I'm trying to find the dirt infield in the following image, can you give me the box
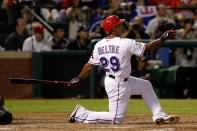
[0,113,197,131]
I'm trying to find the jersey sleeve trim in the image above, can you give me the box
[88,61,100,65]
[139,44,146,57]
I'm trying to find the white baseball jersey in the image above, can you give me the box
[74,36,168,124]
[88,37,146,78]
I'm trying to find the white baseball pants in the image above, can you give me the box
[74,76,167,124]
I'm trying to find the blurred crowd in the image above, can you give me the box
[0,0,197,68]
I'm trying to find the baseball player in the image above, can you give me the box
[68,15,180,124]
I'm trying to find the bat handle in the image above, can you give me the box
[42,80,71,86]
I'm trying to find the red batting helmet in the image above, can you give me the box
[102,15,125,34]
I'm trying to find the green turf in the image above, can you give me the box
[5,99,197,114]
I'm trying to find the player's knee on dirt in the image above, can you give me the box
[113,114,126,124]
[113,118,124,124]
[0,111,13,125]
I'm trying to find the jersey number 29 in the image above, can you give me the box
[100,56,120,72]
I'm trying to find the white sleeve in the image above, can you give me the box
[22,38,33,51]
[127,39,146,57]
[88,45,100,65]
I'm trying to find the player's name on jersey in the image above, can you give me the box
[98,45,120,55]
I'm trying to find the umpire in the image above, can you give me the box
[0,96,13,125]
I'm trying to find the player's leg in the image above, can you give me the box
[129,76,179,124]
[69,76,130,124]
[106,76,130,124]
[69,104,114,124]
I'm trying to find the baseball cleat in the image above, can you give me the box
[155,118,164,125]
[155,115,180,125]
[68,104,82,123]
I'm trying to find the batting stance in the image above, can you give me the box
[68,15,180,124]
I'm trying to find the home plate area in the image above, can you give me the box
[0,113,196,130]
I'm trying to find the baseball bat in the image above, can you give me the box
[8,78,71,86]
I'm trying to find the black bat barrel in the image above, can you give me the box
[8,78,42,84]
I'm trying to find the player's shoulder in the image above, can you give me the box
[119,37,136,44]
[119,37,133,41]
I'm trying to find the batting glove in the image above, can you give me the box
[160,30,176,41]
[68,77,80,87]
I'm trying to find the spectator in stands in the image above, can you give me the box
[59,0,73,21]
[171,0,196,19]
[89,25,106,41]
[89,5,104,33]
[66,0,81,40]
[67,25,90,50]
[194,10,197,30]
[122,16,149,39]
[86,25,106,54]
[176,19,197,40]
[4,18,27,51]
[62,0,72,9]
[50,25,69,50]
[176,18,197,67]
[22,23,52,52]
[175,14,185,29]
[7,0,21,24]
[103,0,119,17]
[118,1,137,22]
[146,4,174,38]
[7,0,35,24]
[40,0,61,22]
[147,0,172,6]
[66,0,92,40]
